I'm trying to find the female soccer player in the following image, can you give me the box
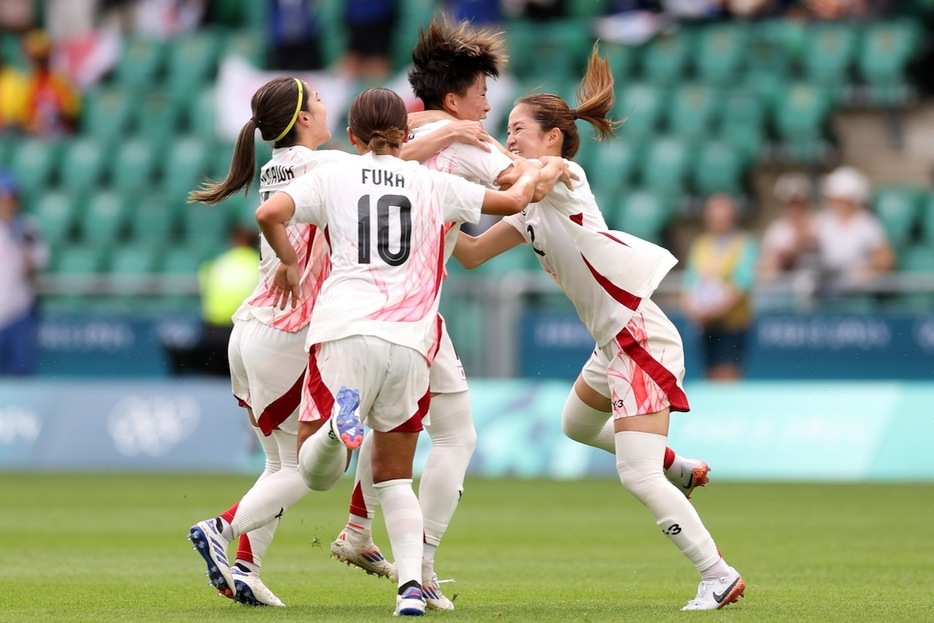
[184,75,500,607]
[451,46,746,611]
[255,87,540,616]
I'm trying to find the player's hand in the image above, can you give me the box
[540,155,578,189]
[445,120,492,151]
[271,262,302,309]
[494,158,540,189]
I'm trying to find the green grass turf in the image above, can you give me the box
[2,473,932,622]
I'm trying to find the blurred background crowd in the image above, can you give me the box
[1,0,933,381]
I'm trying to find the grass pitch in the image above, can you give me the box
[2,473,932,622]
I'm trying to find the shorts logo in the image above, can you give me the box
[108,395,200,457]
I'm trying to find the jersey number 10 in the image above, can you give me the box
[357,194,412,266]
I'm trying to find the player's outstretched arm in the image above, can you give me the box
[255,192,302,309]
[401,115,492,163]
[453,222,525,269]
[479,166,537,216]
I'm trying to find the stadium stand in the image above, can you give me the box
[0,4,927,319]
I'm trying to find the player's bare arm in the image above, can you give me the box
[255,192,303,309]
[453,221,526,269]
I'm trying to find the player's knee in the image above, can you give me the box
[615,455,666,502]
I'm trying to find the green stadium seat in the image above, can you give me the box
[179,203,233,249]
[801,23,859,97]
[31,191,78,246]
[505,19,591,92]
[49,244,106,295]
[639,136,690,197]
[583,139,641,204]
[666,83,719,141]
[694,22,748,85]
[872,186,921,247]
[221,29,265,67]
[164,30,222,103]
[111,137,162,195]
[113,36,167,89]
[59,137,109,197]
[640,29,694,85]
[857,20,923,106]
[717,89,766,162]
[753,18,808,73]
[127,194,181,246]
[161,136,212,204]
[9,138,60,198]
[133,91,183,148]
[692,139,745,196]
[606,189,673,243]
[392,0,440,71]
[600,40,640,83]
[162,244,209,275]
[772,82,833,162]
[79,190,129,246]
[80,86,135,143]
[107,244,162,281]
[898,245,934,272]
[615,82,668,141]
[187,87,219,140]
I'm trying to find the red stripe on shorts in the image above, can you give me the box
[307,344,335,421]
[615,328,690,412]
[390,388,430,433]
[256,369,305,436]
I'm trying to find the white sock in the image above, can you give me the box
[298,419,347,491]
[231,429,311,537]
[234,429,300,568]
[615,430,721,574]
[374,479,423,590]
[419,391,476,548]
[561,389,614,453]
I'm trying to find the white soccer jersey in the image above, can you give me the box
[411,120,514,263]
[281,151,486,359]
[233,146,354,332]
[502,160,677,347]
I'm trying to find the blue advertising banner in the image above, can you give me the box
[2,379,932,482]
[520,311,934,380]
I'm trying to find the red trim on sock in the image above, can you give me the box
[349,482,368,518]
[236,533,254,564]
[220,501,239,524]
[664,447,676,470]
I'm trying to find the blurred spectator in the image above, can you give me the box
[166,224,260,376]
[0,0,35,32]
[807,0,868,20]
[682,194,759,381]
[20,30,82,137]
[814,166,894,291]
[267,0,324,71]
[759,172,820,280]
[0,56,29,134]
[341,0,398,81]
[43,0,98,40]
[0,171,48,376]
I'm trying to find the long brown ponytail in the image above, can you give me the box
[189,77,308,204]
[515,44,621,160]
